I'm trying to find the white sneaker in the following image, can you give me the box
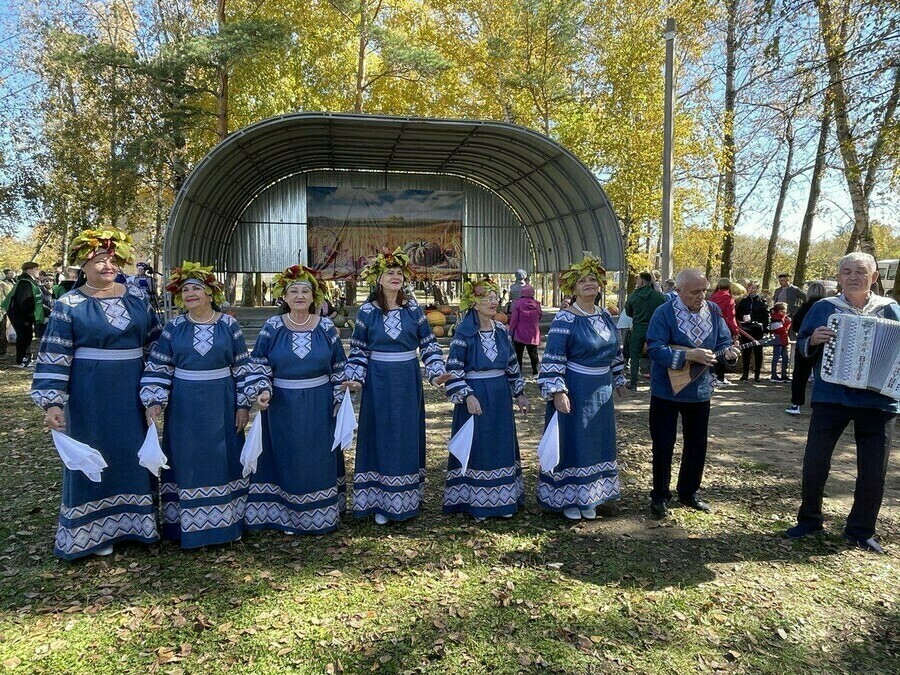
[473,516,487,523]
[581,507,597,520]
[785,405,801,416]
[563,508,582,520]
[374,514,389,525]
[501,513,514,519]
[95,545,114,556]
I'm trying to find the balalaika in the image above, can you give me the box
[821,314,900,400]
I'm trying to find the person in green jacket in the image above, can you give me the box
[624,271,666,389]
[0,262,44,367]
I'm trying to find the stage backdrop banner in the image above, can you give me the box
[307,187,463,281]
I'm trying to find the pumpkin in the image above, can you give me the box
[426,310,446,326]
[403,240,445,267]
[432,325,445,337]
[439,305,452,315]
[494,311,508,324]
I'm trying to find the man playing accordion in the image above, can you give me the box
[786,252,899,553]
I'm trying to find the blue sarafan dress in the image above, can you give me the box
[243,315,347,534]
[345,299,446,521]
[443,311,525,517]
[139,314,251,548]
[537,309,626,511]
[30,285,162,560]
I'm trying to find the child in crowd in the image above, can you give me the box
[769,302,791,382]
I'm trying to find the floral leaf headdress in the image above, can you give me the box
[459,277,500,311]
[166,261,226,309]
[272,265,326,306]
[360,247,414,287]
[560,252,607,296]
[68,229,135,266]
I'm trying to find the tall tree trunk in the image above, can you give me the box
[354,0,367,114]
[216,0,229,141]
[719,0,738,278]
[762,118,795,291]
[794,98,831,286]
[815,0,900,256]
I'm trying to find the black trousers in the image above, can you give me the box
[739,324,764,378]
[0,315,7,354]
[797,403,896,540]
[513,340,539,375]
[8,316,33,363]
[790,352,815,406]
[649,396,711,502]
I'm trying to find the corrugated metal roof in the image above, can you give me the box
[164,113,624,274]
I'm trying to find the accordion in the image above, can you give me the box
[821,314,900,400]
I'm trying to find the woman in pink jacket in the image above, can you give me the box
[508,284,542,375]
[709,277,739,386]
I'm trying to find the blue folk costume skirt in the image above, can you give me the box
[160,373,247,548]
[57,358,158,559]
[353,358,426,521]
[538,368,620,510]
[245,380,345,534]
[444,373,523,517]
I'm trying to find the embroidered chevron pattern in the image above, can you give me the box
[539,461,617,481]
[384,310,402,340]
[354,471,422,487]
[100,298,131,330]
[353,487,422,515]
[446,465,519,481]
[59,293,86,307]
[244,502,339,531]
[480,331,499,361]
[537,476,620,509]
[588,314,612,340]
[673,299,712,346]
[32,390,67,409]
[60,493,153,520]
[55,513,158,555]
[174,478,250,501]
[178,499,247,533]
[292,331,311,358]
[193,324,214,356]
[37,352,72,366]
[41,336,74,347]
[444,483,522,508]
[248,483,338,505]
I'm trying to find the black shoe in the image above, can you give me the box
[738,375,748,381]
[650,500,669,519]
[785,522,824,539]
[844,534,885,554]
[680,494,711,512]
[754,375,761,382]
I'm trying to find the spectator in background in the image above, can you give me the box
[36,275,54,341]
[773,273,806,317]
[0,269,15,355]
[508,283,542,376]
[663,279,678,301]
[624,271,667,390]
[769,302,792,382]
[651,270,663,292]
[506,269,528,312]
[785,281,826,415]
[735,281,768,382]
[709,278,739,386]
[1,262,43,367]
[53,266,79,298]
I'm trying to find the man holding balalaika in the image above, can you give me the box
[786,252,899,554]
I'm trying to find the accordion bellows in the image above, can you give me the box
[822,314,900,400]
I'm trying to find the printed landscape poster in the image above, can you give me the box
[307,187,463,281]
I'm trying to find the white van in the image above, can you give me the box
[877,259,897,295]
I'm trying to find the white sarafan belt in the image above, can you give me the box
[369,350,417,362]
[174,367,232,381]
[73,347,143,361]
[566,362,610,376]
[273,375,331,389]
[465,369,505,380]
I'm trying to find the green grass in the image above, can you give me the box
[0,363,897,674]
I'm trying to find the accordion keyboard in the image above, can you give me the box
[822,313,900,400]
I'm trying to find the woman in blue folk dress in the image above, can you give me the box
[32,229,161,559]
[345,248,448,525]
[537,254,627,521]
[443,279,529,521]
[141,263,251,548]
[244,266,348,534]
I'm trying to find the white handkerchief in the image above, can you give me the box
[616,312,633,330]
[448,415,475,474]
[137,424,169,476]
[332,394,358,452]
[51,430,108,483]
[537,412,560,473]
[241,413,264,477]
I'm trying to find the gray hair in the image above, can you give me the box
[806,281,827,301]
[838,252,877,273]
[675,268,707,288]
